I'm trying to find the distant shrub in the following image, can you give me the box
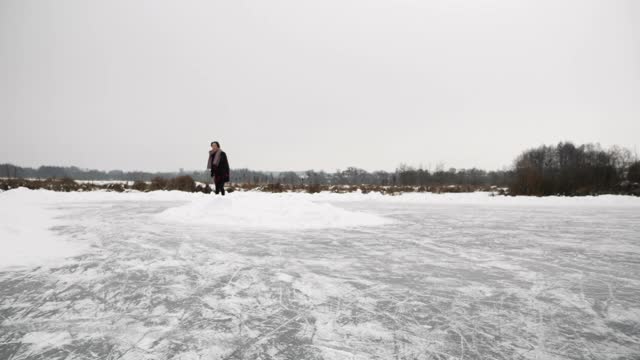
[168,176,196,192]
[60,176,76,185]
[39,177,81,192]
[106,183,125,192]
[307,183,322,194]
[150,177,168,191]
[629,161,640,183]
[328,185,348,194]
[393,186,415,193]
[264,183,284,193]
[132,181,148,192]
[195,183,214,194]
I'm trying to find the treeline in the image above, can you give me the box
[0,163,513,187]
[511,142,639,195]
[0,164,184,183]
[2,142,639,195]
[234,167,514,186]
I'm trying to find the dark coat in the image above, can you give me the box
[209,150,230,183]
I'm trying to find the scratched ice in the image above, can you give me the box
[1,190,639,359]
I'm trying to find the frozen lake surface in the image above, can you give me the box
[1,189,639,359]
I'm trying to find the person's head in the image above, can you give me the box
[211,141,220,150]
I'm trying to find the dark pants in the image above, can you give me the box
[214,180,225,195]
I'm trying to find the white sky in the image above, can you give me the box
[1,0,639,172]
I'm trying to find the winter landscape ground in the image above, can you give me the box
[1,188,639,359]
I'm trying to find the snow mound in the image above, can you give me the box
[155,192,394,229]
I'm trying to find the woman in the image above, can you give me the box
[207,141,230,195]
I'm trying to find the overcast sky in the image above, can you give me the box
[1,0,639,173]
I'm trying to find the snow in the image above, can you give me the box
[0,189,91,270]
[74,179,136,185]
[1,187,639,359]
[309,190,640,207]
[155,192,395,229]
[1,187,639,271]
[21,331,74,351]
